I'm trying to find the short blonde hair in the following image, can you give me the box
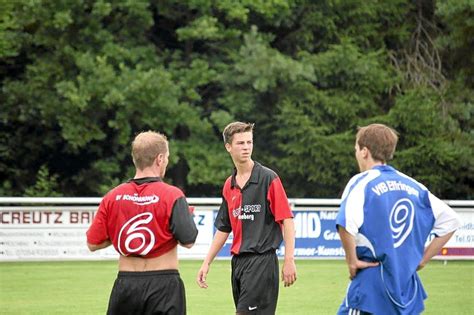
[222,122,254,144]
[356,124,398,163]
[131,131,168,170]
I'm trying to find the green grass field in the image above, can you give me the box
[0,260,472,314]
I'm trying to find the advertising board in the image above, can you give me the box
[0,198,472,261]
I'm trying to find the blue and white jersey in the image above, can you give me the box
[336,165,460,314]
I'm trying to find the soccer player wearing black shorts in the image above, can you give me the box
[197,122,297,314]
[87,131,198,315]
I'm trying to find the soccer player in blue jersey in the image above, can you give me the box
[336,123,461,315]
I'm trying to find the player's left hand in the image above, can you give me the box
[282,258,297,287]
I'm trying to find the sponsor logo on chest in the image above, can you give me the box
[232,204,262,221]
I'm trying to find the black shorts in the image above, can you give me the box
[231,250,279,314]
[107,269,186,315]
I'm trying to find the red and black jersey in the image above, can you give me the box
[215,162,293,255]
[87,177,198,258]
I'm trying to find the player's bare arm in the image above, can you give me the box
[197,230,230,288]
[282,218,297,287]
[87,239,111,252]
[337,226,379,279]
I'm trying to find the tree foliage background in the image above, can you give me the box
[1,0,472,199]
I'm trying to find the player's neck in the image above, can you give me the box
[235,159,254,177]
[363,160,385,172]
[134,167,162,179]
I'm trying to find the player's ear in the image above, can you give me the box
[225,142,232,153]
[155,153,164,166]
[361,146,370,159]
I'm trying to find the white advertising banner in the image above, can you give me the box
[0,199,472,261]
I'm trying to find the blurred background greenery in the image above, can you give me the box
[1,0,472,198]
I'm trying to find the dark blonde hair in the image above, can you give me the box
[356,124,398,163]
[222,122,254,144]
[131,131,168,170]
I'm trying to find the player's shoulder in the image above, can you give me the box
[349,169,381,187]
[255,161,278,180]
[158,181,185,197]
[102,182,131,199]
[393,169,428,191]
[341,169,381,200]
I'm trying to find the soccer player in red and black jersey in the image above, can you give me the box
[197,122,297,314]
[87,131,198,315]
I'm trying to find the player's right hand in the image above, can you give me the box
[349,260,379,280]
[196,263,209,288]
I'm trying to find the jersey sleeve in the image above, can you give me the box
[86,199,109,245]
[169,196,198,245]
[214,198,232,233]
[336,175,366,236]
[428,192,462,236]
[267,177,293,222]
